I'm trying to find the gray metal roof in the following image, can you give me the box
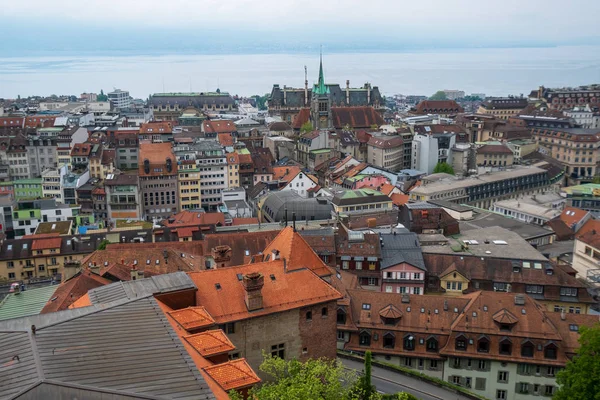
[0,296,215,400]
[379,232,426,271]
[88,272,196,305]
[261,191,333,222]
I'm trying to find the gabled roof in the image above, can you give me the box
[31,237,62,250]
[203,120,237,134]
[477,144,514,155]
[272,166,302,183]
[331,107,385,129]
[40,272,111,314]
[217,133,234,147]
[576,218,600,248]
[263,227,332,277]
[559,207,589,229]
[379,304,402,319]
[413,100,464,114]
[492,308,519,325]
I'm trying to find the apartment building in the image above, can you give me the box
[339,289,598,400]
[149,92,236,121]
[476,144,515,167]
[331,188,393,217]
[105,173,143,222]
[41,166,67,202]
[6,134,31,179]
[572,219,600,285]
[139,121,173,142]
[26,130,58,176]
[561,183,600,212]
[531,85,600,110]
[107,88,132,109]
[412,130,456,174]
[409,163,564,209]
[11,198,78,238]
[531,126,600,185]
[139,142,179,220]
[477,97,529,120]
[173,144,202,211]
[367,135,404,172]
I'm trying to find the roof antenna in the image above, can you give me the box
[292,212,297,232]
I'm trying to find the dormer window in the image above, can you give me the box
[337,309,346,325]
[403,334,415,351]
[359,331,371,346]
[521,340,535,357]
[455,334,468,351]
[544,342,558,359]
[383,332,395,349]
[499,337,512,355]
[426,336,438,352]
[477,336,490,353]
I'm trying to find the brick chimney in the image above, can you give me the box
[242,272,264,311]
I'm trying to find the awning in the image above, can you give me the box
[354,256,365,261]
[367,257,378,262]
[341,256,352,261]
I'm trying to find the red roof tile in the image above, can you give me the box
[331,107,385,129]
[31,237,62,250]
[576,218,600,248]
[203,120,236,134]
[217,133,234,147]
[140,121,172,134]
[559,207,589,229]
[292,108,311,129]
[162,211,226,228]
[413,100,464,114]
[188,259,342,323]
[203,359,261,391]
[184,329,236,357]
[177,226,199,238]
[263,227,332,277]
[231,217,259,226]
[272,166,301,183]
[168,306,216,331]
[40,272,111,314]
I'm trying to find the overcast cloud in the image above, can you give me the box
[2,0,600,52]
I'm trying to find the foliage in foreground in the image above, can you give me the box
[433,162,455,175]
[555,324,600,400]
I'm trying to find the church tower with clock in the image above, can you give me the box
[310,52,333,130]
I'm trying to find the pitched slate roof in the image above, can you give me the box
[379,232,426,270]
[0,296,216,400]
[40,272,111,314]
[0,285,58,322]
[413,100,464,114]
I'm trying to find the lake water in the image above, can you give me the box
[1,45,599,99]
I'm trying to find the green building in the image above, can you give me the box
[13,178,43,200]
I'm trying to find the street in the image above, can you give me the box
[339,357,473,400]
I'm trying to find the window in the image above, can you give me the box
[362,303,371,310]
[321,307,328,317]
[306,311,312,321]
[342,261,349,270]
[560,287,578,297]
[404,357,413,367]
[337,310,346,324]
[451,376,460,385]
[545,386,555,396]
[533,384,540,395]
[355,261,363,270]
[426,337,438,352]
[518,364,532,375]
[526,285,544,294]
[499,338,512,355]
[455,336,467,351]
[452,357,461,368]
[367,277,377,286]
[477,338,489,353]
[359,331,371,346]
[497,371,508,383]
[521,341,534,357]
[383,333,395,349]
[403,335,415,351]
[429,360,438,370]
[475,377,486,391]
[413,287,421,295]
[477,360,487,371]
[546,366,557,377]
[271,343,285,359]
[337,331,345,341]
[544,343,557,359]
[496,389,507,400]
[7,261,14,268]
[8,272,15,279]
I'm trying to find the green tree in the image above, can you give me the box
[300,121,313,134]
[230,354,364,400]
[252,94,269,111]
[98,89,108,101]
[432,162,455,175]
[362,351,374,398]
[592,176,600,184]
[429,91,448,101]
[554,324,600,400]
[97,239,110,250]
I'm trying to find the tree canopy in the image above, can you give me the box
[300,121,313,134]
[252,94,269,111]
[555,323,600,400]
[432,162,455,175]
[97,89,108,101]
[429,91,447,101]
[228,353,417,400]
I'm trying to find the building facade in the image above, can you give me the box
[139,142,179,220]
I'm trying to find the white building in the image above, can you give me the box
[492,199,561,225]
[564,105,599,129]
[107,89,132,110]
[443,90,465,100]
[279,170,318,198]
[42,165,68,203]
[412,132,456,174]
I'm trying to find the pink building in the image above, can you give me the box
[379,232,426,295]
[349,174,390,190]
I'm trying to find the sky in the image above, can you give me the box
[2,0,600,54]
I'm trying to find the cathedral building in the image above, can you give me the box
[268,56,385,130]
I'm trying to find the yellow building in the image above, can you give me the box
[177,161,201,211]
[439,268,470,295]
[477,97,529,120]
[89,145,116,180]
[227,153,240,188]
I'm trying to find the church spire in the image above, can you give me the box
[314,47,329,95]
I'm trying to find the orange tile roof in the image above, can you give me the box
[31,237,62,250]
[379,183,396,196]
[576,218,600,248]
[203,120,236,134]
[184,329,236,357]
[140,121,173,134]
[162,211,226,228]
[177,226,199,238]
[41,272,111,314]
[226,153,239,165]
[168,306,216,331]
[139,142,177,175]
[231,217,259,226]
[203,359,261,391]
[263,227,331,277]
[390,193,409,206]
[559,207,589,228]
[21,233,60,239]
[82,248,203,274]
[69,293,92,309]
[272,166,301,182]
[70,143,93,156]
[217,133,234,147]
[188,259,342,323]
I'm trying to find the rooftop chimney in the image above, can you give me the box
[346,80,350,104]
[242,272,264,311]
[130,266,138,281]
[271,249,280,261]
